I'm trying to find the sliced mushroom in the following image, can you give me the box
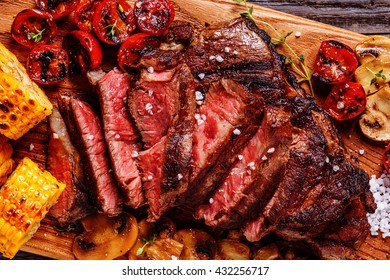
[73,212,138,260]
[216,239,250,260]
[144,238,184,260]
[138,216,177,239]
[354,35,390,95]
[173,228,217,260]
[359,85,390,142]
[252,243,282,260]
[355,35,390,64]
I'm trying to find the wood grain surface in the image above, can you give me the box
[0,0,389,260]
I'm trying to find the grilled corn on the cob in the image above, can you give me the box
[0,42,52,140]
[0,157,65,259]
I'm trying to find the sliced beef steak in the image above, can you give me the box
[195,101,292,228]
[97,69,144,209]
[58,95,122,216]
[128,50,196,221]
[184,79,264,205]
[48,106,95,226]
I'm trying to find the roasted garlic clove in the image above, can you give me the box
[252,243,281,260]
[173,228,217,260]
[359,85,390,142]
[216,239,250,260]
[73,212,138,260]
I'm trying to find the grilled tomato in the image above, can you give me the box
[134,0,175,35]
[92,0,136,45]
[27,45,68,85]
[118,33,161,72]
[11,9,58,49]
[313,40,359,84]
[62,30,102,74]
[323,82,366,121]
[35,0,80,19]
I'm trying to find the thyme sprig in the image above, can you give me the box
[53,224,78,232]
[105,20,122,39]
[232,0,314,95]
[28,27,45,43]
[367,68,387,85]
[136,234,157,256]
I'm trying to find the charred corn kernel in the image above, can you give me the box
[0,158,14,186]
[0,42,52,140]
[0,157,65,259]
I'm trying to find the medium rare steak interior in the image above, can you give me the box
[50,17,374,259]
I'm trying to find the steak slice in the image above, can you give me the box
[47,106,95,226]
[97,69,144,208]
[184,79,264,205]
[128,50,196,221]
[58,95,122,216]
[195,101,292,228]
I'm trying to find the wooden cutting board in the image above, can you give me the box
[0,0,389,260]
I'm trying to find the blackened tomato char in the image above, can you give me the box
[11,9,58,49]
[323,82,366,121]
[134,0,175,35]
[117,33,161,72]
[73,0,103,32]
[313,40,358,84]
[35,0,80,19]
[92,0,136,45]
[27,45,68,85]
[63,30,103,74]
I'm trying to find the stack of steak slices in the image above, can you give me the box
[48,17,375,259]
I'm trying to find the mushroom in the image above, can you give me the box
[252,243,282,260]
[359,85,390,142]
[73,212,138,260]
[354,35,390,95]
[128,217,180,260]
[173,228,217,260]
[216,239,250,260]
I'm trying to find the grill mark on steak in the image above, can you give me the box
[47,106,95,226]
[58,95,122,216]
[97,69,144,209]
[195,102,292,228]
[128,50,196,221]
[184,79,264,205]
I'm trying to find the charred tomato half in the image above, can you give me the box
[92,0,136,45]
[323,82,367,121]
[27,45,68,85]
[62,30,102,74]
[11,9,58,49]
[313,40,359,84]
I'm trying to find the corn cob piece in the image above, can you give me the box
[0,157,65,259]
[0,42,52,140]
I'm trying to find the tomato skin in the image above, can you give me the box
[92,0,136,45]
[323,82,366,121]
[118,33,161,72]
[11,9,58,49]
[35,0,80,19]
[385,143,390,174]
[27,45,69,85]
[134,0,175,35]
[313,40,358,84]
[63,30,103,74]
[73,0,103,32]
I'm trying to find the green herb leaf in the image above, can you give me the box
[298,54,305,63]
[53,224,77,232]
[136,246,145,256]
[105,20,121,38]
[27,27,45,43]
[370,77,377,85]
[232,0,244,3]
